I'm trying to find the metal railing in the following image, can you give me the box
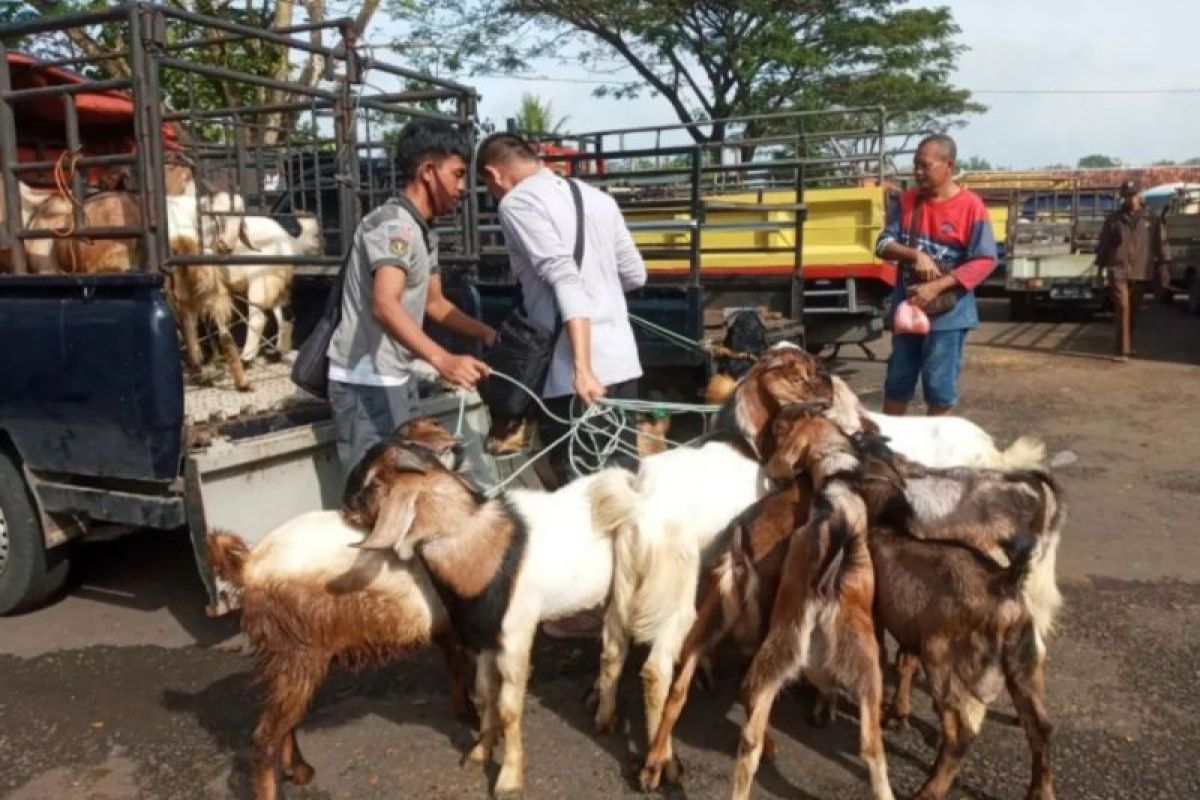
[0,3,480,276]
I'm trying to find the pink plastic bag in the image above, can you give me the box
[893,300,931,335]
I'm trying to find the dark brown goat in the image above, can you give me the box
[768,414,1057,800]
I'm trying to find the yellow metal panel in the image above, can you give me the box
[631,186,887,273]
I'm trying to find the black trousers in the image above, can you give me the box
[537,377,640,487]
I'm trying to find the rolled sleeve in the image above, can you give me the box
[499,195,591,321]
[614,218,647,292]
[875,195,904,257]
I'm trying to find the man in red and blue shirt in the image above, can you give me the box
[875,134,998,416]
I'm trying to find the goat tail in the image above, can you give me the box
[205,530,250,587]
[587,468,640,538]
[1024,469,1066,655]
[997,435,1046,470]
[995,532,1037,596]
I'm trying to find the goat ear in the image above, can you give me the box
[356,485,419,555]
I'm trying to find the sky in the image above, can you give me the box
[366,0,1200,170]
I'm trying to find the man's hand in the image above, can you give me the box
[482,326,498,349]
[432,352,489,389]
[913,251,941,282]
[574,368,606,407]
[907,281,944,311]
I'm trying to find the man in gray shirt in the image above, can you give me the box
[477,133,647,482]
[327,121,495,473]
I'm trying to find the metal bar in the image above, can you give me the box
[29,51,133,70]
[355,96,461,123]
[156,57,340,101]
[9,154,138,172]
[154,4,342,59]
[359,57,477,96]
[162,99,333,122]
[18,226,147,240]
[61,94,87,237]
[0,39,28,273]
[368,89,462,103]
[1,77,134,101]
[169,253,345,265]
[561,106,897,141]
[688,146,703,289]
[139,6,169,274]
[0,5,128,37]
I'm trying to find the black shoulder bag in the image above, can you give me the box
[291,250,350,399]
[481,178,585,418]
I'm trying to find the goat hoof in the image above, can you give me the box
[882,704,909,731]
[286,762,315,786]
[661,755,683,786]
[638,763,663,793]
[464,743,491,766]
[1024,788,1055,800]
[593,714,618,736]
[584,687,599,712]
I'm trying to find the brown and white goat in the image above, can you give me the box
[730,472,894,800]
[346,419,633,798]
[768,415,1057,800]
[202,422,473,800]
[586,344,833,755]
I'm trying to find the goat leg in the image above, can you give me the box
[280,729,314,786]
[492,632,535,798]
[274,306,293,356]
[252,660,326,800]
[465,653,500,766]
[218,325,251,392]
[1004,627,1056,800]
[590,606,629,735]
[913,692,978,800]
[433,631,476,722]
[884,651,921,730]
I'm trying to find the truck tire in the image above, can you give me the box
[1009,293,1033,321]
[0,450,69,615]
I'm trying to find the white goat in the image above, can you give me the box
[824,374,1045,470]
[346,428,637,798]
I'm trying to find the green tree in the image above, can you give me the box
[1184,157,1200,166]
[513,93,569,134]
[388,0,981,144]
[1077,154,1121,169]
[958,155,992,171]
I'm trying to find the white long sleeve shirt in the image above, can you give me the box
[498,167,647,398]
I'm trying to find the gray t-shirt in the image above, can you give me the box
[327,198,438,385]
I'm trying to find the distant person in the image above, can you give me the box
[327,120,496,474]
[476,133,647,484]
[1096,180,1167,362]
[875,133,998,416]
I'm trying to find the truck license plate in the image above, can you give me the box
[1050,286,1091,300]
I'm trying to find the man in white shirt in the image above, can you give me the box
[477,133,647,483]
[327,121,495,473]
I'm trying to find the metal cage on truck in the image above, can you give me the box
[0,4,496,615]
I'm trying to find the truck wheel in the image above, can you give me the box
[0,450,69,615]
[1009,294,1033,321]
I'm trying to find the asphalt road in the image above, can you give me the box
[2,297,1199,800]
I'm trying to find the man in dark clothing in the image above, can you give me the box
[1096,180,1167,362]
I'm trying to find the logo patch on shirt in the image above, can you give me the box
[940,221,957,236]
[386,221,415,257]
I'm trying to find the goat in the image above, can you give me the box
[0,181,57,272]
[204,512,473,800]
[767,414,1056,800]
[51,191,141,274]
[170,202,317,390]
[346,419,634,798]
[586,344,833,767]
[768,410,1066,728]
[704,365,1045,471]
[730,471,894,800]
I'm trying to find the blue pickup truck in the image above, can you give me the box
[0,8,499,615]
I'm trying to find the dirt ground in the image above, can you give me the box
[2,297,1199,800]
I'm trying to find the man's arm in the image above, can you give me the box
[372,268,488,389]
[876,193,940,279]
[613,213,647,292]
[425,272,497,347]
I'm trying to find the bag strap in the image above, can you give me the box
[547,178,585,335]
[906,193,924,260]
